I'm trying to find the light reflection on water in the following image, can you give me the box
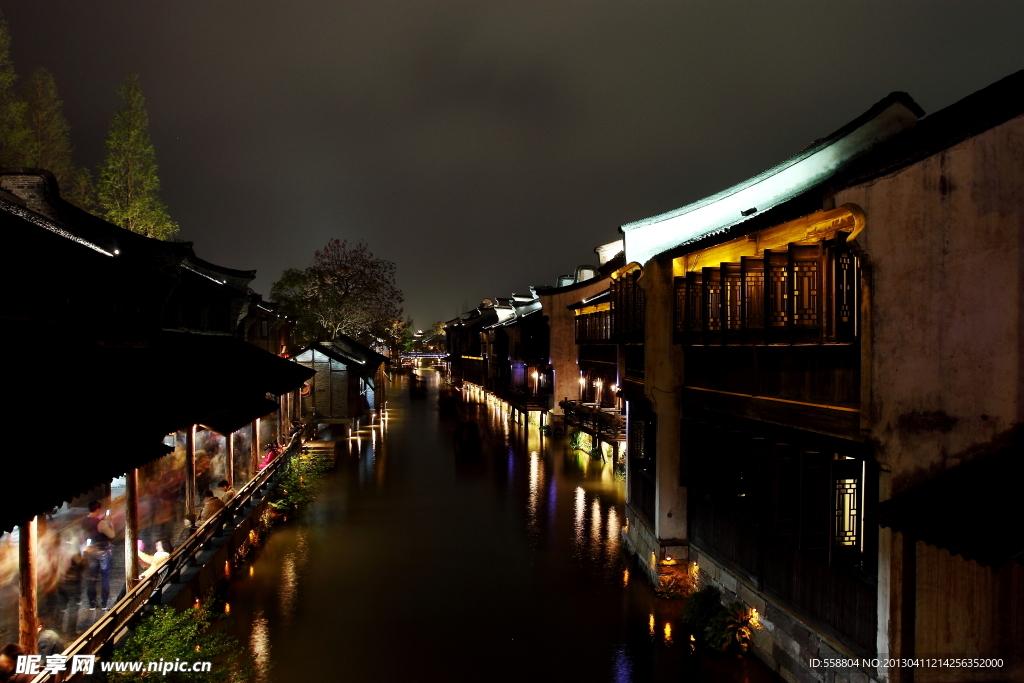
[249,611,270,683]
[226,370,782,683]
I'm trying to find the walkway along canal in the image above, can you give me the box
[225,370,782,682]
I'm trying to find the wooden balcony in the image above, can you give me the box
[559,399,626,442]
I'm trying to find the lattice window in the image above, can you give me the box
[793,260,819,326]
[769,264,789,326]
[834,478,859,547]
[744,264,764,329]
[837,252,854,324]
[687,273,703,332]
[674,277,686,334]
[704,269,722,331]
[723,266,742,331]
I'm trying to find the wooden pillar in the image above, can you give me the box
[251,419,260,474]
[18,517,37,653]
[227,431,235,487]
[900,534,917,683]
[124,469,139,591]
[278,395,284,444]
[185,426,197,523]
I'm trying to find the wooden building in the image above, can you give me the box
[0,169,313,653]
[293,336,388,427]
[615,70,1024,683]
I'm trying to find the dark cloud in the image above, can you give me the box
[3,1,1023,326]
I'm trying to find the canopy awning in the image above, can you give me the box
[874,444,1024,567]
[0,330,311,533]
[199,396,280,436]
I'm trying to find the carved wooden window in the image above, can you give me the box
[687,272,703,333]
[703,267,722,332]
[741,257,764,330]
[791,245,820,328]
[673,277,686,337]
[767,251,789,328]
[723,263,743,331]
[832,456,863,553]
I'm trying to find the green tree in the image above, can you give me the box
[97,73,176,239]
[21,67,95,210]
[0,9,29,167]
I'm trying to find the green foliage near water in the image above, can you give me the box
[105,601,250,683]
[269,450,331,513]
[568,428,584,451]
[683,585,724,643]
[705,602,757,654]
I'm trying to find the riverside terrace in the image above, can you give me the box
[0,169,314,660]
[24,431,314,683]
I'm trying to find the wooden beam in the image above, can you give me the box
[18,517,37,653]
[124,469,139,592]
[185,426,197,524]
[251,419,260,474]
[227,431,234,488]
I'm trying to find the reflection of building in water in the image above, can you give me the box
[0,170,313,657]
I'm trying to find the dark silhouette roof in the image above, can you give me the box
[874,439,1024,567]
[837,67,1024,189]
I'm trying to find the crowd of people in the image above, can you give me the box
[0,423,292,667]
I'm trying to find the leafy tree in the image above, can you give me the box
[20,66,95,210]
[269,268,321,344]
[107,601,250,682]
[97,73,177,239]
[0,9,28,167]
[271,239,404,346]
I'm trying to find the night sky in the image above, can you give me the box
[3,2,1023,328]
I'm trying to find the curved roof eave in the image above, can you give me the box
[621,92,923,265]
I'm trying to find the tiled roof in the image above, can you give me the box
[621,92,924,265]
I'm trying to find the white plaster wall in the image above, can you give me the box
[641,257,688,542]
[836,113,1024,492]
[539,279,609,413]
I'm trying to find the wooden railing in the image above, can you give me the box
[559,400,625,442]
[575,310,612,344]
[32,434,304,683]
[492,383,550,411]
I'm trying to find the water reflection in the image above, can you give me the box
[249,611,270,683]
[224,370,781,683]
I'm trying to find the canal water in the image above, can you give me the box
[225,370,781,683]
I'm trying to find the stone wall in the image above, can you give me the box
[692,543,880,683]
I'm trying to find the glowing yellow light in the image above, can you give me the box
[649,614,655,636]
[531,372,539,379]
[750,607,761,629]
[249,566,254,577]
[623,569,630,587]
[579,377,586,385]
[224,602,231,614]
[194,598,200,608]
[664,623,673,644]
[610,384,617,392]
[224,561,231,577]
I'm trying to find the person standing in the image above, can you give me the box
[81,501,115,610]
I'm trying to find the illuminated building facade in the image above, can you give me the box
[617,70,1024,682]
